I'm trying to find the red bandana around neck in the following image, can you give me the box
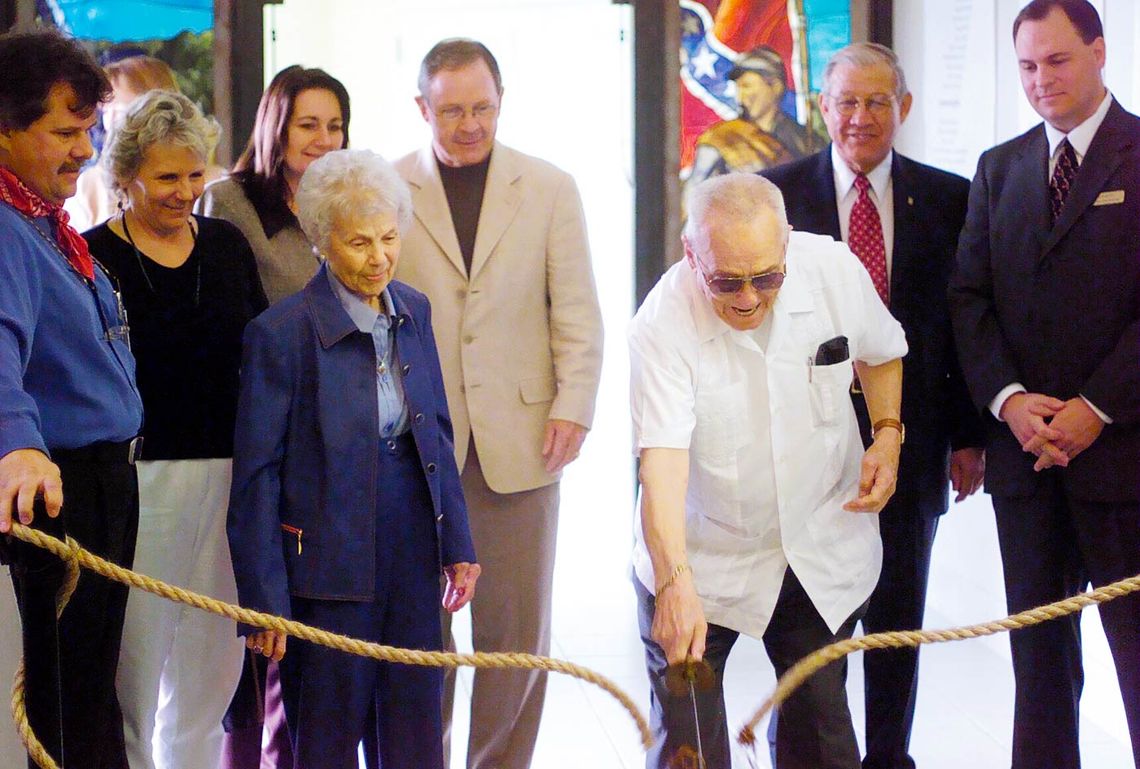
[0,166,95,281]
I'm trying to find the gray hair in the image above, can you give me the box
[103,90,219,191]
[822,42,909,100]
[684,173,787,242]
[294,149,413,254]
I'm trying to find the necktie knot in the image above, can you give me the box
[854,172,871,194]
[1058,137,1077,164]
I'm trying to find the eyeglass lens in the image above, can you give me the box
[709,272,785,295]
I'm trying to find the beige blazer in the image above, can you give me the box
[394,142,603,494]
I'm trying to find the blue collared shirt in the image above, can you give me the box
[326,268,409,437]
[0,204,143,455]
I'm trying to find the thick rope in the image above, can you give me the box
[737,571,1140,747]
[12,518,1139,768]
[9,532,79,769]
[6,523,652,769]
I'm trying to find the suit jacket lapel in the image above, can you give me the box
[405,147,466,278]
[810,150,843,240]
[1002,127,1053,260]
[889,154,917,304]
[470,143,523,281]
[1042,100,1132,256]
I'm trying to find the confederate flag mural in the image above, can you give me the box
[680,0,850,188]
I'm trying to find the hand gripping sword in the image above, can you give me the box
[665,658,714,768]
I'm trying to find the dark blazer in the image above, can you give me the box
[949,99,1140,502]
[228,264,477,624]
[765,148,985,517]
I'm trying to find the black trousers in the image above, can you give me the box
[7,448,138,769]
[861,500,939,769]
[850,391,943,769]
[637,568,866,769]
[993,479,1140,769]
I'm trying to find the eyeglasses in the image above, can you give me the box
[695,260,786,295]
[435,103,498,122]
[828,93,895,116]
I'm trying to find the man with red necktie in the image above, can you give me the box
[765,42,985,769]
[0,28,143,769]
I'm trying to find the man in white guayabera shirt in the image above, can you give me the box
[630,172,907,769]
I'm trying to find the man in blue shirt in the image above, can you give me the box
[0,29,144,769]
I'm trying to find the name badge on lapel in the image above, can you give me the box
[1094,190,1125,206]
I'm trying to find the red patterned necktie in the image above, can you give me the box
[1049,138,1078,224]
[849,173,889,306]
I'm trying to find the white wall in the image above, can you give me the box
[263,0,634,245]
[264,0,641,654]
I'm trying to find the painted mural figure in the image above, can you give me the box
[688,46,822,187]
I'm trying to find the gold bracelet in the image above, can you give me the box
[656,562,691,594]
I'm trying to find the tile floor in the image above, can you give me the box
[445,460,1134,768]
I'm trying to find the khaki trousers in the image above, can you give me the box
[442,440,559,769]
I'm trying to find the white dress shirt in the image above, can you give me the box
[629,231,908,637]
[1045,88,1113,173]
[833,145,896,279]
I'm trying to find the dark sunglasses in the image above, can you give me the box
[702,269,786,296]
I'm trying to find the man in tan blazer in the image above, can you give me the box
[394,38,603,769]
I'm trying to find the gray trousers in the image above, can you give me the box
[442,440,560,769]
[636,568,865,769]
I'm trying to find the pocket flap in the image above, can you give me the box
[519,375,556,404]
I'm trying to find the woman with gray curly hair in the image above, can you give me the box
[227,148,479,769]
[83,89,268,769]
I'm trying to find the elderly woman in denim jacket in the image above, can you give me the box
[227,148,479,769]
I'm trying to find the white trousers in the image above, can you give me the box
[117,458,245,769]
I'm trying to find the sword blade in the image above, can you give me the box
[688,676,705,768]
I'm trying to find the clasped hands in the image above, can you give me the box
[1000,392,1104,471]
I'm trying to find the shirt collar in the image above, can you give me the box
[325,266,396,333]
[0,166,96,281]
[831,144,893,201]
[684,263,731,342]
[1045,89,1113,161]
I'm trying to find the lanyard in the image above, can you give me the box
[14,209,132,348]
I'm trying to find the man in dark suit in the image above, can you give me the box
[949,2,1140,767]
[765,42,985,769]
